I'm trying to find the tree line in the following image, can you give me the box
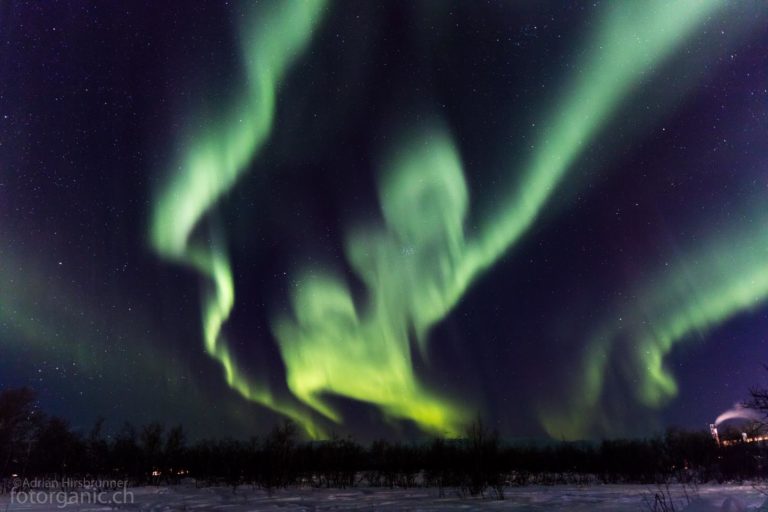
[1,387,766,498]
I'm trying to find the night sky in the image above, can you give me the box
[2,0,768,441]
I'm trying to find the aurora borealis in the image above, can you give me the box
[151,0,328,437]
[2,0,768,440]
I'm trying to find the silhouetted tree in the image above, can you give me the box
[86,417,109,476]
[746,371,768,430]
[140,422,164,481]
[164,424,186,481]
[113,421,139,480]
[263,420,298,489]
[463,417,504,498]
[29,417,83,477]
[0,387,39,477]
[423,437,461,495]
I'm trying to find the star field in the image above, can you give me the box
[1,0,767,440]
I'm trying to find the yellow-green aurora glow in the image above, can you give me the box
[150,0,749,438]
[272,0,724,436]
[273,126,470,435]
[150,0,327,437]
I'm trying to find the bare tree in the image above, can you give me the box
[0,387,39,477]
[743,364,768,431]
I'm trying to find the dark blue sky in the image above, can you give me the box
[1,0,767,441]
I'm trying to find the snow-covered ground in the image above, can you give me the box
[1,484,767,511]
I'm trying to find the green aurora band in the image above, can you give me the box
[541,198,768,439]
[150,0,742,438]
[150,0,327,437]
[406,0,725,346]
[273,0,724,435]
